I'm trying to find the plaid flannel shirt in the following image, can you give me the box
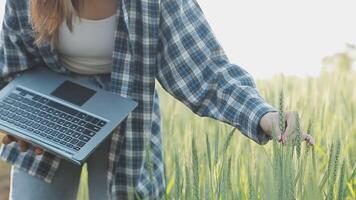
[0,0,277,199]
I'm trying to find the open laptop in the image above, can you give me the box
[0,66,137,165]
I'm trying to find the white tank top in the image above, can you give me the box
[57,14,116,75]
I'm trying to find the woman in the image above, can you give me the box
[0,0,314,199]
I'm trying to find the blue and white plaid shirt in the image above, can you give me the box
[0,0,277,199]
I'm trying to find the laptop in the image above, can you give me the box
[0,66,137,165]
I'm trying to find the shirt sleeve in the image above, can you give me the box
[0,0,42,89]
[156,0,278,145]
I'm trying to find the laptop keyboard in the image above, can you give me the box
[0,87,107,152]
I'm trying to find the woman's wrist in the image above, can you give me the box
[259,111,278,136]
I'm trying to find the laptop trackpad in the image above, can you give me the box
[51,80,96,106]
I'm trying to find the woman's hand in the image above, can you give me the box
[1,131,44,155]
[259,111,315,146]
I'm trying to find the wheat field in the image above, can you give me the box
[150,68,355,199]
[0,48,355,200]
[78,48,355,199]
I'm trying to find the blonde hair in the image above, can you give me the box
[30,0,81,48]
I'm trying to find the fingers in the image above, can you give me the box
[2,135,29,151]
[17,140,29,152]
[2,135,44,154]
[281,111,298,144]
[2,135,15,144]
[270,123,283,141]
[281,128,298,145]
[302,133,315,146]
[34,147,44,155]
[16,141,44,154]
[276,133,282,142]
[281,111,315,147]
[17,141,44,155]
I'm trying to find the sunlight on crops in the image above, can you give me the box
[154,71,355,200]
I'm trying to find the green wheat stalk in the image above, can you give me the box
[337,160,346,200]
[320,142,335,190]
[295,113,302,160]
[205,133,212,173]
[174,152,181,200]
[192,135,200,200]
[222,128,235,155]
[213,127,219,167]
[327,139,341,200]
[248,166,257,200]
[278,89,285,199]
[185,165,192,199]
[279,89,286,133]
